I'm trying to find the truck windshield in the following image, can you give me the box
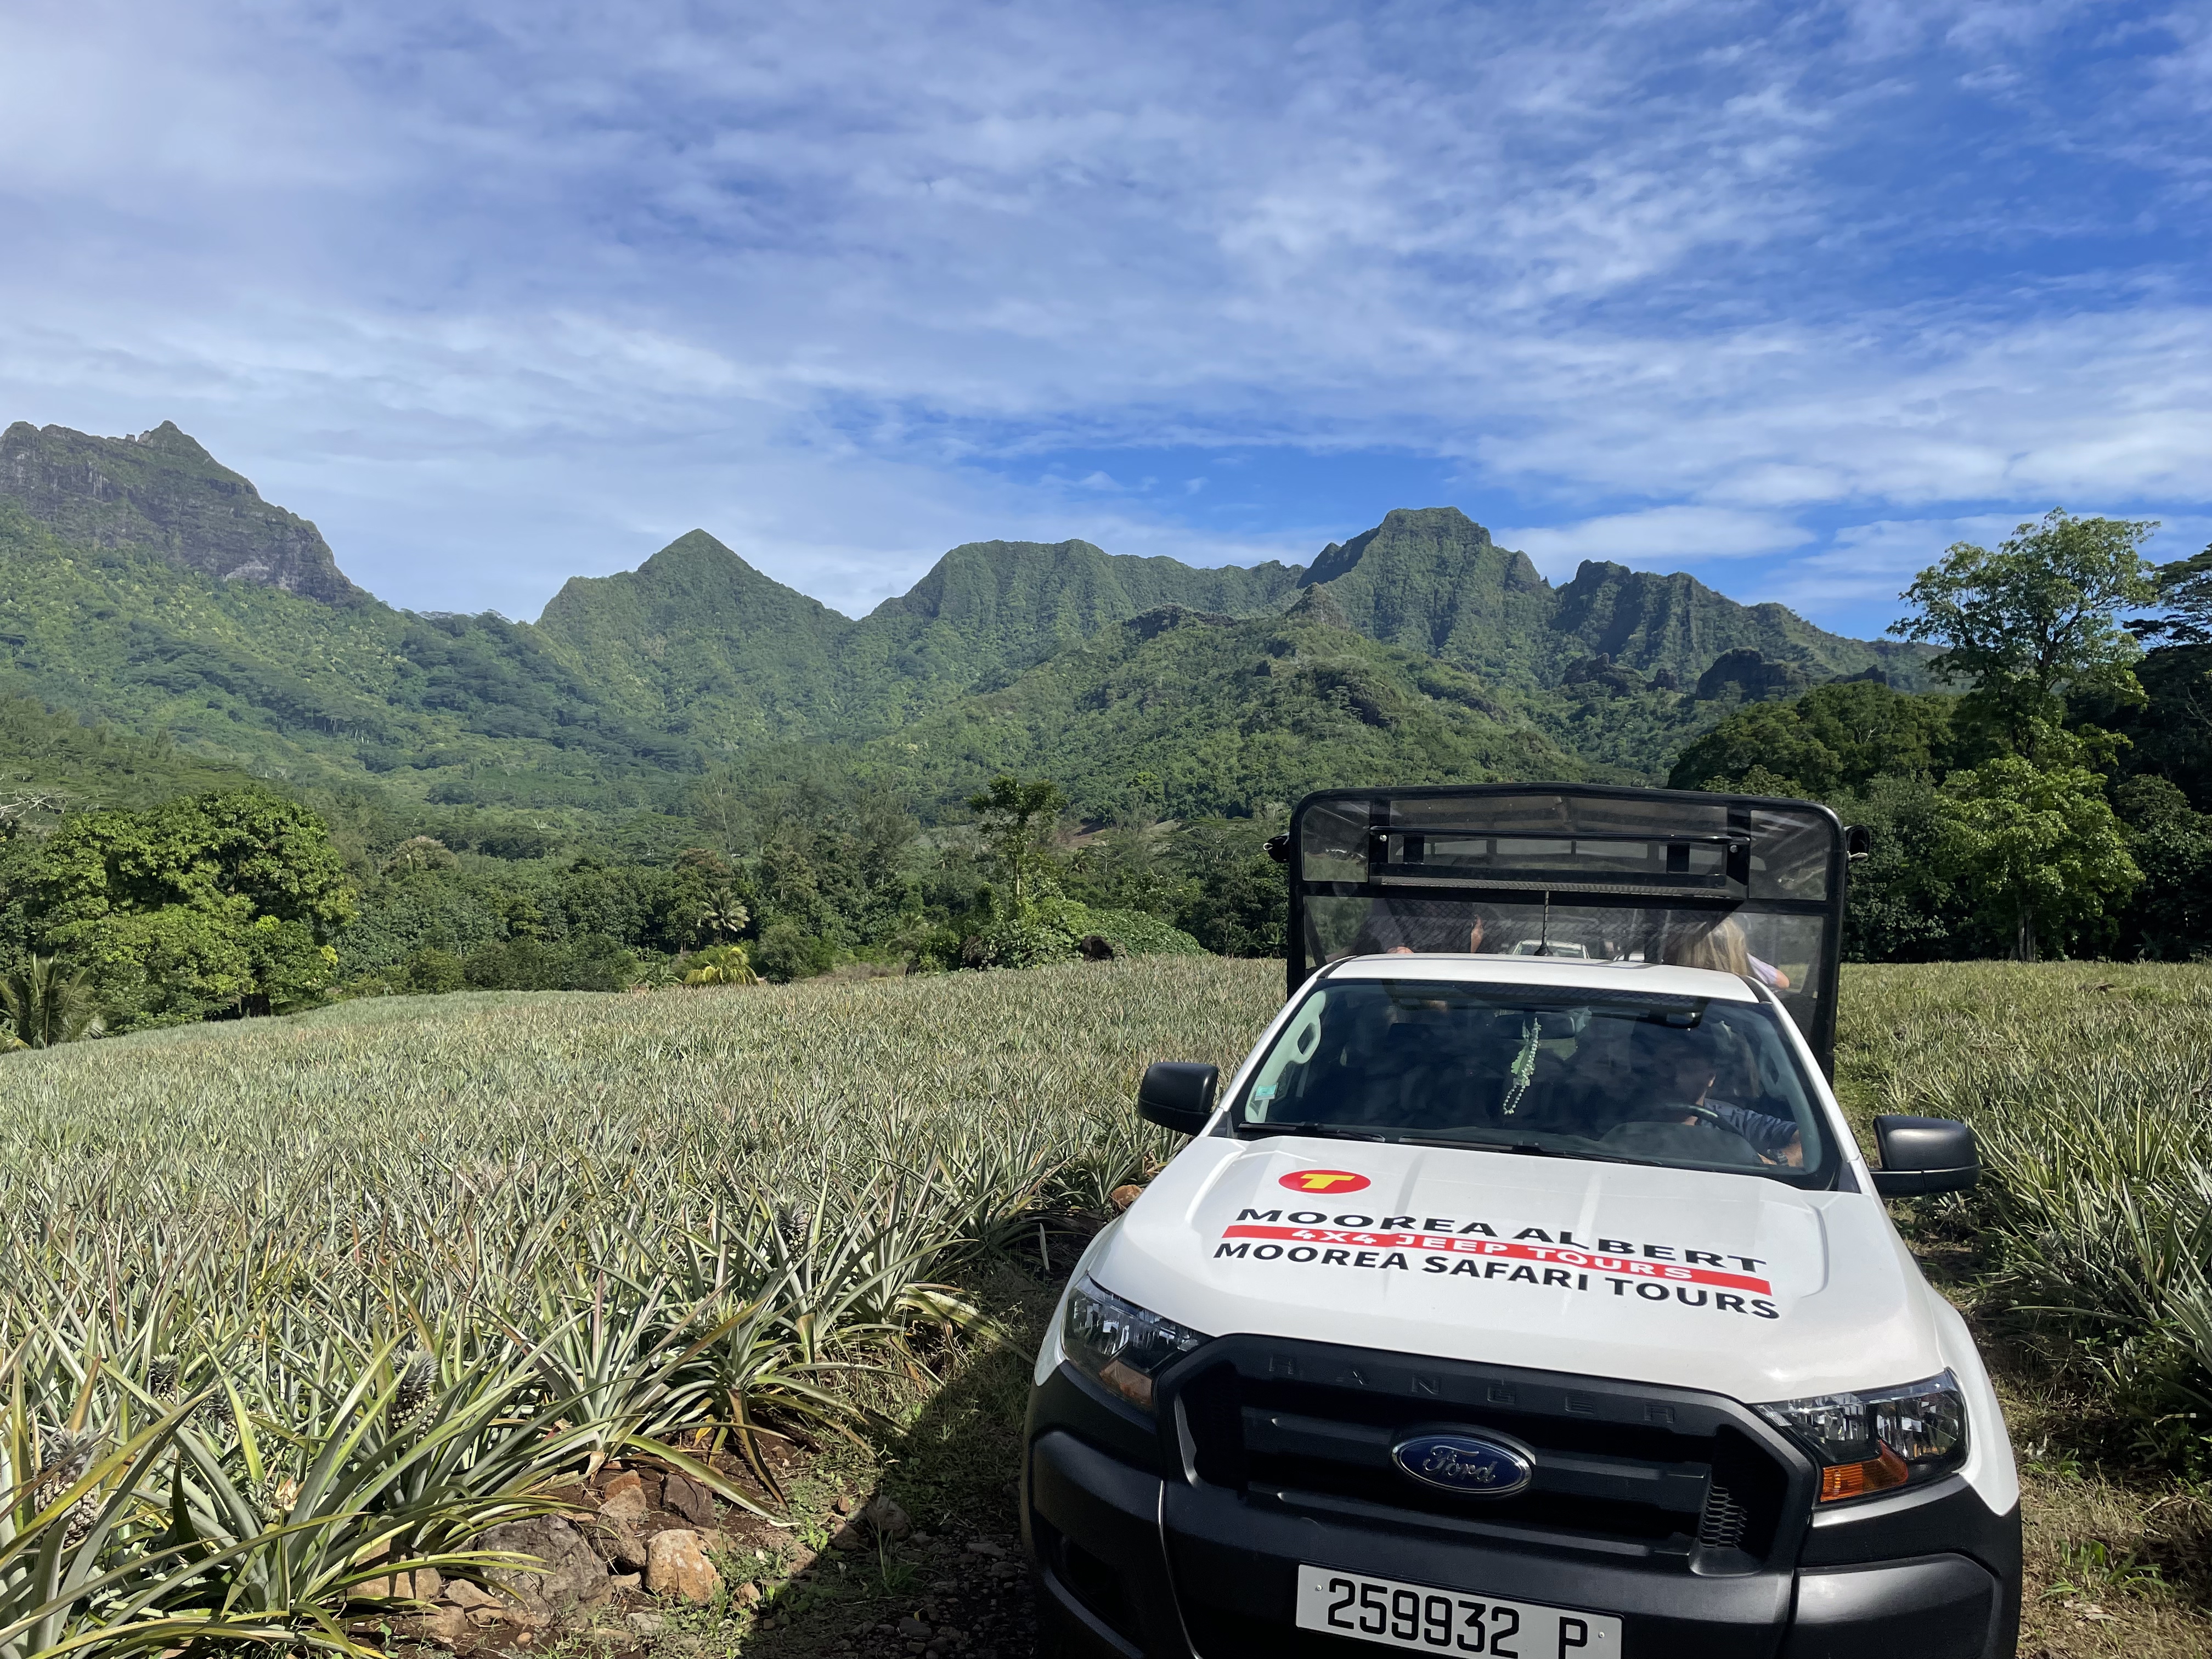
[1233,978,1832,1184]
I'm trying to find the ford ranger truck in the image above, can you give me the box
[1023,785,2019,1659]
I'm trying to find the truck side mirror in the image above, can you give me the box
[1871,1115,1979,1197]
[1137,1062,1220,1136]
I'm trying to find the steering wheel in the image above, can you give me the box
[1674,1102,1734,1131]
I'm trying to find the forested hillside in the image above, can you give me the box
[733,597,1583,821]
[533,529,1306,741]
[531,504,1931,767]
[0,499,685,816]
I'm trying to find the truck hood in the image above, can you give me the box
[1092,1135,1943,1406]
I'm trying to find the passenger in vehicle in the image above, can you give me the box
[1658,913,1792,990]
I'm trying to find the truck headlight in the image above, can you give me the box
[1754,1371,1968,1502]
[1063,1274,1209,1413]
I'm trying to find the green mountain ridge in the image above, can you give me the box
[1299,507,1932,691]
[0,420,1934,823]
[532,506,1929,753]
[533,531,1308,743]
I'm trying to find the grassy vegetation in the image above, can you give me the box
[6,956,2211,1658]
[1837,962,2212,1657]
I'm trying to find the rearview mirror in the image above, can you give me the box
[1871,1115,1979,1197]
[1137,1062,1220,1136]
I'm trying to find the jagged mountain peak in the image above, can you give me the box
[1549,555,1928,686]
[1303,505,1502,589]
[881,538,1115,622]
[0,419,364,606]
[619,527,833,602]
[123,420,218,463]
[651,526,740,562]
[534,526,846,731]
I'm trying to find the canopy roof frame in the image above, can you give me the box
[1284,783,1853,1076]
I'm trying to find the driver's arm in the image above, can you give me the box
[1706,1102,1803,1164]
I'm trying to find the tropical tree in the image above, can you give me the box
[699,887,750,944]
[5,789,358,1029]
[2111,775,2212,961]
[681,944,759,986]
[2131,544,2212,646]
[19,788,357,935]
[1935,755,2141,961]
[968,775,1068,915]
[0,955,104,1047]
[1668,680,1958,796]
[1892,509,2161,755]
[382,835,458,874]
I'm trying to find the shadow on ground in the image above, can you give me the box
[748,1221,1103,1659]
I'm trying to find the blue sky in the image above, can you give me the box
[1,1,2206,638]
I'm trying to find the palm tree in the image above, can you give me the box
[699,888,750,944]
[1,955,105,1048]
[682,945,758,986]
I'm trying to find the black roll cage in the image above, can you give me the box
[1282,783,1853,1076]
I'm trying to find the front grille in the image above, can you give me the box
[1166,1338,1801,1574]
[1698,1482,1750,1549]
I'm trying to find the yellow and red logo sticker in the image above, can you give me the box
[1279,1168,1372,1194]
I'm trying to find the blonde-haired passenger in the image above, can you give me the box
[1660,915,1790,990]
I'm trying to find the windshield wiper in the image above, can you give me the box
[1403,1135,1554,1155]
[1394,1134,1637,1164]
[1234,1121,1392,1142]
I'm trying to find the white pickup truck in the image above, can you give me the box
[1022,785,2018,1659]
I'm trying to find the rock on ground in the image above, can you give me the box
[590,1516,650,1571]
[663,1471,717,1527]
[475,1516,612,1624]
[646,1528,721,1603]
[599,1471,648,1522]
[413,1606,472,1649]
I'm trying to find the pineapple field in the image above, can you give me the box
[4,956,2212,1659]
[0,960,1278,1659]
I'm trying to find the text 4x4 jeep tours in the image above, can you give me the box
[1023,785,2019,1659]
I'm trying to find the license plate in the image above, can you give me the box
[1295,1564,1622,1656]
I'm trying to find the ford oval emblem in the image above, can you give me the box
[1391,1432,1535,1498]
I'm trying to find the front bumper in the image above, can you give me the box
[1023,1358,2019,1659]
